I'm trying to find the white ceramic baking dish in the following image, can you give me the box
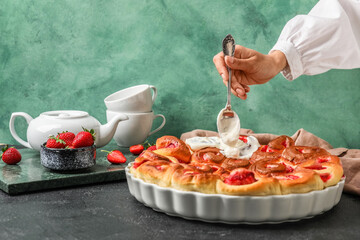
[125,162,344,224]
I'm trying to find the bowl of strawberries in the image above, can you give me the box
[40,128,96,171]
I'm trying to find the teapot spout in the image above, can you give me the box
[97,113,128,148]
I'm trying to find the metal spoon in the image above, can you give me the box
[217,34,240,146]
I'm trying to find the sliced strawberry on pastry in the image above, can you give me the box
[315,155,341,165]
[303,164,326,170]
[224,169,257,185]
[216,169,281,196]
[319,173,331,183]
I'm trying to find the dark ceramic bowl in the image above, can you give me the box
[40,144,96,171]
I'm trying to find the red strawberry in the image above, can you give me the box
[46,136,66,148]
[57,131,75,147]
[147,145,157,151]
[72,128,95,148]
[224,169,257,185]
[239,135,248,143]
[101,150,127,164]
[1,145,22,165]
[129,145,145,155]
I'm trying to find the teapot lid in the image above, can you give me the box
[40,110,89,119]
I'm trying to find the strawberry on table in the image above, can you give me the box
[46,136,66,149]
[101,150,127,164]
[1,145,22,165]
[129,145,145,155]
[72,128,95,148]
[57,131,75,147]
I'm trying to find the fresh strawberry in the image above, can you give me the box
[101,150,127,164]
[1,145,22,165]
[147,145,157,151]
[129,144,145,155]
[57,131,75,147]
[46,136,66,148]
[72,128,95,148]
[239,135,248,143]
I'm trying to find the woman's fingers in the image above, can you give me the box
[213,52,229,82]
[215,46,252,100]
[243,84,250,92]
[232,88,247,100]
[232,83,249,99]
[223,77,249,100]
[225,56,254,72]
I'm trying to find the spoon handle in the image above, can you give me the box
[227,68,232,109]
[222,34,235,110]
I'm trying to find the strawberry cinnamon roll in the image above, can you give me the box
[192,163,228,177]
[132,150,171,170]
[312,163,343,187]
[132,160,181,187]
[249,158,295,178]
[171,165,219,194]
[250,146,282,164]
[153,136,192,163]
[273,168,324,194]
[250,135,295,163]
[268,135,295,151]
[299,157,343,187]
[216,168,281,196]
[221,158,250,171]
[281,146,331,164]
[191,147,226,165]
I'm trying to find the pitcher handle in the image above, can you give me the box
[150,85,157,104]
[148,114,166,136]
[9,112,33,149]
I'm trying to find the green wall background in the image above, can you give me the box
[1,0,359,148]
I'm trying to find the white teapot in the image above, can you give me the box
[9,110,128,151]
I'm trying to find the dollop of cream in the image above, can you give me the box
[185,136,260,159]
[237,136,261,159]
[185,137,220,150]
[217,116,240,147]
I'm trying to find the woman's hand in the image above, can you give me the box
[213,45,287,100]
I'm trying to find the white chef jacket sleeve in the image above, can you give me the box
[270,0,360,81]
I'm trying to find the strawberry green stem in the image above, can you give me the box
[101,150,113,154]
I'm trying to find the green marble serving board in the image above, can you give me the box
[0,144,136,195]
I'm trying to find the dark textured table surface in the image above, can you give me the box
[0,180,359,240]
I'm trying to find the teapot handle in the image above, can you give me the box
[9,112,33,149]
